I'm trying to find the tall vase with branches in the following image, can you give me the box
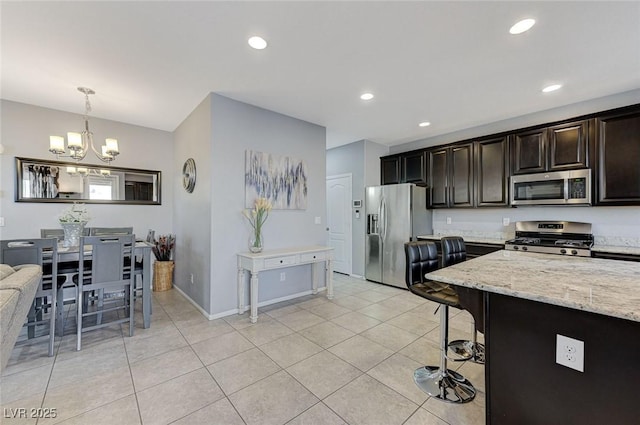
[243,197,272,253]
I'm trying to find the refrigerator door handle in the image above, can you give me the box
[380,197,387,241]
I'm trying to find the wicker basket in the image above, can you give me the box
[153,261,174,292]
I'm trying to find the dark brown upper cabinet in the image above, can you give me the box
[401,150,427,185]
[381,151,427,186]
[380,155,401,185]
[511,120,590,175]
[595,109,640,205]
[475,136,510,207]
[428,143,474,208]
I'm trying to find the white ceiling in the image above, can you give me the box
[2,1,639,149]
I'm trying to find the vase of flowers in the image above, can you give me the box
[58,203,90,247]
[152,234,175,291]
[243,197,272,253]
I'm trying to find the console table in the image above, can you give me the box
[237,245,334,323]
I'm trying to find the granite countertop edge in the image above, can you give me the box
[425,250,640,323]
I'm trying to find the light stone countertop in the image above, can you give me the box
[425,250,640,322]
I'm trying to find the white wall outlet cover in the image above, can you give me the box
[314,216,321,224]
[556,334,585,372]
[446,217,452,225]
[502,217,510,226]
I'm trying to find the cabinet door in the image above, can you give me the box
[595,111,640,205]
[511,128,546,174]
[450,143,474,207]
[548,120,589,170]
[380,155,401,185]
[402,150,427,185]
[475,136,509,207]
[428,149,448,208]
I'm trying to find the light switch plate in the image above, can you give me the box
[314,216,321,225]
[446,217,452,225]
[502,217,510,226]
[0,217,4,227]
[556,334,584,372]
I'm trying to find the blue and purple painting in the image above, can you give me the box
[245,150,308,210]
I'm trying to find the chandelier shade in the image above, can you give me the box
[49,87,120,163]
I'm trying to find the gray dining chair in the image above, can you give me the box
[41,227,90,241]
[89,227,133,236]
[76,235,134,350]
[0,238,58,356]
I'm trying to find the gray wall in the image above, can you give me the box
[390,89,640,153]
[0,100,174,240]
[204,94,327,317]
[172,96,213,313]
[326,139,388,277]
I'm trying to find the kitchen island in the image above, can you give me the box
[425,250,640,425]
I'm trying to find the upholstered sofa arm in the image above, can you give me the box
[0,264,42,373]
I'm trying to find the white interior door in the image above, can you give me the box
[326,174,352,275]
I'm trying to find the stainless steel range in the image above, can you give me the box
[505,221,594,257]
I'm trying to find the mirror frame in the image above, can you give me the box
[15,157,162,205]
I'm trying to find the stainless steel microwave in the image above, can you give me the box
[510,169,591,206]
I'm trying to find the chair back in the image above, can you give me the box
[79,235,134,287]
[41,228,90,241]
[441,236,466,267]
[90,227,134,236]
[0,238,57,291]
[404,241,439,289]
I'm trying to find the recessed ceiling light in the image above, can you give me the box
[542,84,562,93]
[360,93,374,101]
[510,18,536,35]
[418,122,431,127]
[248,36,267,50]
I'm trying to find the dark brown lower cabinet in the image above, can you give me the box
[486,293,640,425]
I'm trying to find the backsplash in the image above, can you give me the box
[431,206,640,247]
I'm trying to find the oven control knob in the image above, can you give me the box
[560,249,567,254]
[513,246,519,250]
[571,250,578,255]
[522,246,528,251]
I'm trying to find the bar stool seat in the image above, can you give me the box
[405,240,476,404]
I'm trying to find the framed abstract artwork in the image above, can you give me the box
[245,150,308,210]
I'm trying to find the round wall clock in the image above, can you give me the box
[182,158,196,193]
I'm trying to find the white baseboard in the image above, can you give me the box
[172,284,327,321]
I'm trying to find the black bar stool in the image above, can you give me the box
[404,240,476,403]
[441,237,485,364]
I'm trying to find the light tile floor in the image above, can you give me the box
[1,274,485,425]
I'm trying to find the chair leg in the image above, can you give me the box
[77,286,82,351]
[27,299,37,339]
[412,305,476,403]
[48,290,56,357]
[128,283,134,337]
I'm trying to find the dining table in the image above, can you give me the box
[53,240,154,334]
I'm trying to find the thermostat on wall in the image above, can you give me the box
[353,200,362,208]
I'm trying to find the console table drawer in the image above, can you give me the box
[264,255,297,268]
[300,252,326,263]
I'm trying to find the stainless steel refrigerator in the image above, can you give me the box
[365,183,432,288]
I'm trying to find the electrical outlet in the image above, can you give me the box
[0,217,4,227]
[446,217,452,225]
[556,334,584,372]
[314,216,321,225]
[502,217,510,226]
[280,272,286,282]
[190,273,194,284]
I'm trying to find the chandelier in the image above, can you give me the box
[49,87,120,163]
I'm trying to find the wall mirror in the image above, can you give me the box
[15,157,161,205]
